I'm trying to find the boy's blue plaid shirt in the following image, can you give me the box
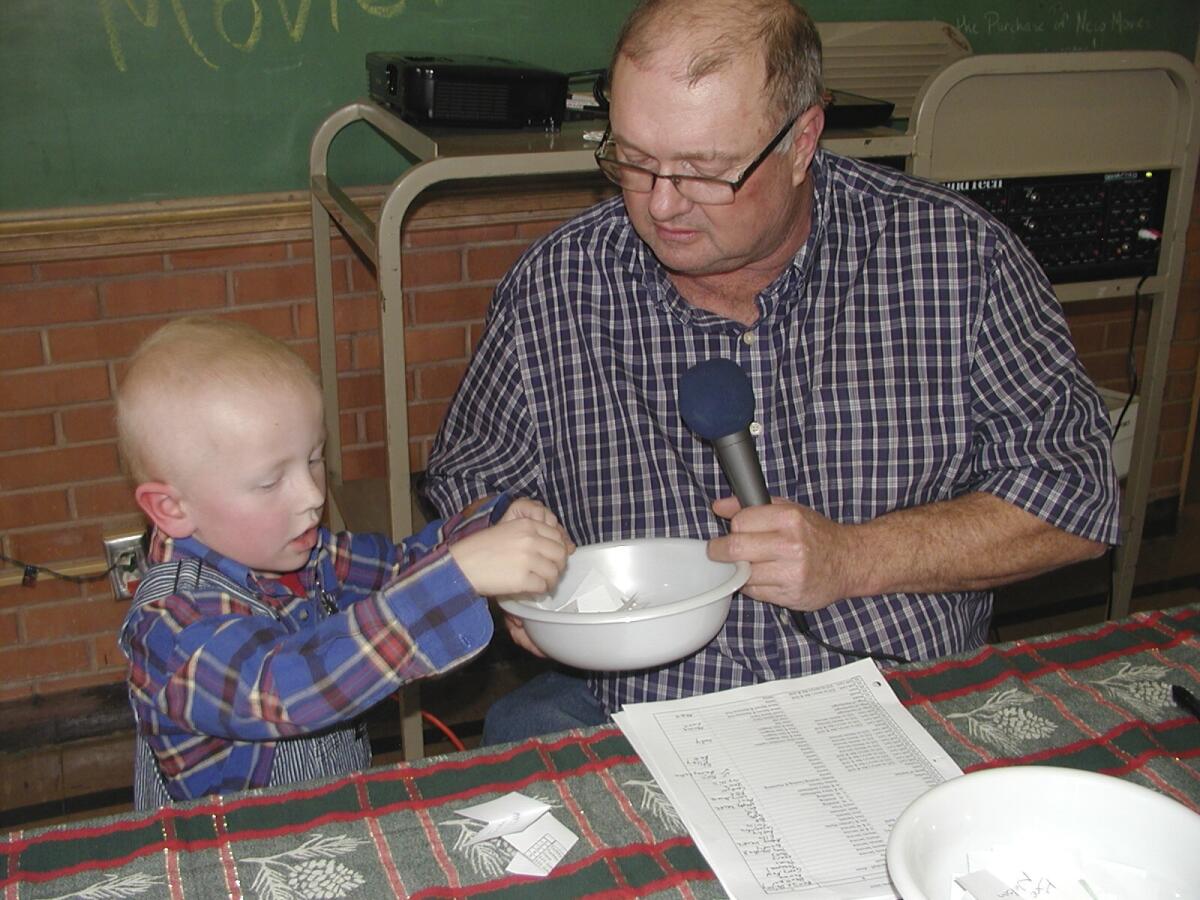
[120,496,506,801]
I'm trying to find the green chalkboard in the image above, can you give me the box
[1,0,1195,212]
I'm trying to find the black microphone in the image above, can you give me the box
[678,358,770,507]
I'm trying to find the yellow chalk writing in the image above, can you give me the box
[98,0,159,73]
[355,0,406,16]
[99,0,433,71]
[170,0,220,69]
[276,0,314,42]
[214,0,264,52]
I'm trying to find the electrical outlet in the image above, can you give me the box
[103,531,148,600]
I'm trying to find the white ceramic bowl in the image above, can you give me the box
[886,765,1200,900]
[497,538,749,671]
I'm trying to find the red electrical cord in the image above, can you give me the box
[419,709,466,752]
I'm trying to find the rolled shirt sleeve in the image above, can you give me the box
[966,229,1120,545]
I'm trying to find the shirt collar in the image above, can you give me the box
[756,149,828,319]
[150,528,317,596]
[793,149,829,275]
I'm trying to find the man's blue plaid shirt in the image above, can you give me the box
[425,151,1119,712]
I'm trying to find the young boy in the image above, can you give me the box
[116,317,572,809]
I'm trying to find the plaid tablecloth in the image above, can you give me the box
[888,602,1200,809]
[3,604,1198,899]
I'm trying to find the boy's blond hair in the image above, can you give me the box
[116,316,320,484]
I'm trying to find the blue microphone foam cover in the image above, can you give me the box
[678,358,756,439]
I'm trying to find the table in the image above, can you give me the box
[4,604,1198,898]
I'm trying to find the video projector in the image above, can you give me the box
[366,52,569,130]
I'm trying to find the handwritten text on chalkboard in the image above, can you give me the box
[954,4,1151,50]
[99,0,421,72]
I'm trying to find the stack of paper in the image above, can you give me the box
[613,658,962,900]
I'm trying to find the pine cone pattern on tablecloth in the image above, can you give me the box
[286,858,365,898]
[945,687,1058,756]
[1087,662,1174,720]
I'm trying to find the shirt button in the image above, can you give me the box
[298,609,309,621]
[749,421,763,436]
[742,332,755,345]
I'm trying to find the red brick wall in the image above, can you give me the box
[1,188,1198,699]
[0,204,574,701]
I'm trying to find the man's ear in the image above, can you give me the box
[790,104,825,187]
[134,482,195,539]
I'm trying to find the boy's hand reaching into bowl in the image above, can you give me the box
[450,498,574,598]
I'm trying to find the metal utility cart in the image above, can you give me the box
[908,51,1200,619]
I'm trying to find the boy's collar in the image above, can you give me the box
[150,528,316,593]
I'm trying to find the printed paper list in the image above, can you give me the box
[615,659,961,900]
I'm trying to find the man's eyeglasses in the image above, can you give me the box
[594,117,796,205]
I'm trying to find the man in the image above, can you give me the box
[425,0,1119,743]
